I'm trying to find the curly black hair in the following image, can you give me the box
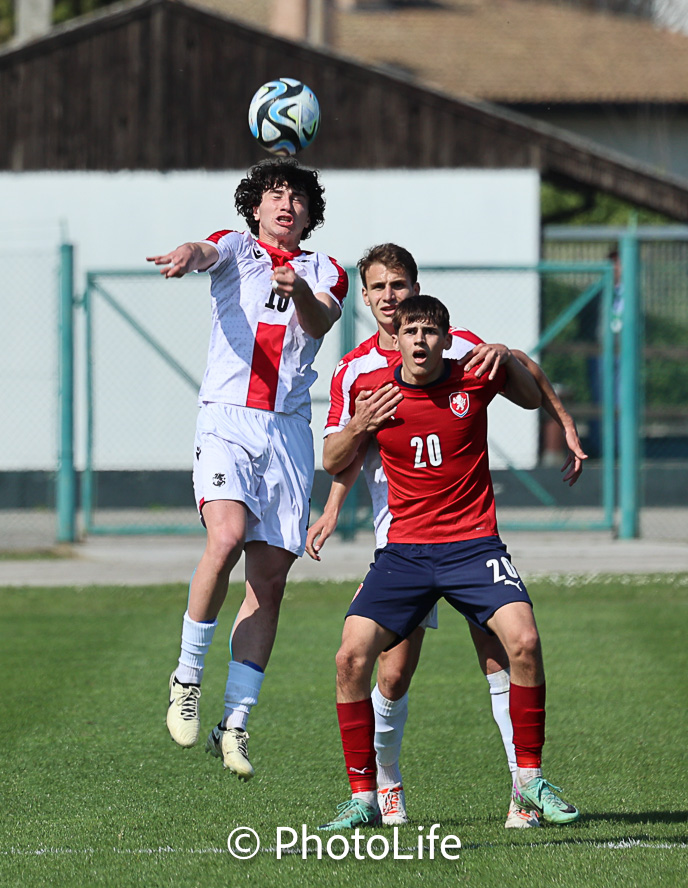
[234,157,326,241]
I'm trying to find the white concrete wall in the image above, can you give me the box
[0,169,540,472]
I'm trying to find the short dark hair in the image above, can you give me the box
[234,157,326,240]
[357,243,418,288]
[393,294,450,336]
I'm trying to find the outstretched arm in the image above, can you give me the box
[146,242,219,277]
[305,449,366,561]
[512,349,588,486]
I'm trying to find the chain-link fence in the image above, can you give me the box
[544,227,688,541]
[3,230,686,549]
[0,248,59,550]
[83,262,619,538]
[333,262,620,537]
[81,268,347,534]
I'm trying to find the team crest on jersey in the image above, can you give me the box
[212,473,226,487]
[449,391,470,417]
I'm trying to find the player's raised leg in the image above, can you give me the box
[320,615,397,830]
[167,500,247,747]
[468,623,540,828]
[373,628,426,825]
[487,602,579,824]
[205,541,295,780]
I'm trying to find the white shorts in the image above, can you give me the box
[192,402,314,556]
[419,603,439,631]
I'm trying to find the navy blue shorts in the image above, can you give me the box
[346,536,531,641]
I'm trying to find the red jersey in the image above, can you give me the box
[350,359,505,544]
[324,328,482,434]
[324,328,484,547]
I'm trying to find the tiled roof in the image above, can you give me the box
[195,0,688,103]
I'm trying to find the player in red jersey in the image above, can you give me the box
[147,158,348,779]
[308,244,585,827]
[319,294,580,830]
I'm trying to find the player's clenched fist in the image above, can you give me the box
[271,265,303,297]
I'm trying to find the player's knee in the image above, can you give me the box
[204,534,243,572]
[250,585,285,622]
[335,645,368,684]
[335,645,354,677]
[249,567,288,609]
[508,626,541,666]
[377,663,412,700]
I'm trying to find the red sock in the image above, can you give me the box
[336,699,377,793]
[510,682,546,768]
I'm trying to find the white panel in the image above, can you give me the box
[0,170,540,470]
[308,169,540,266]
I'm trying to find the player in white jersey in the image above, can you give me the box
[147,158,348,779]
[306,243,586,826]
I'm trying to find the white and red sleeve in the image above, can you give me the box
[324,359,354,435]
[315,254,349,312]
[201,229,238,272]
[447,326,484,359]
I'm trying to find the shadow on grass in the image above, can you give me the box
[438,809,688,832]
[579,810,688,826]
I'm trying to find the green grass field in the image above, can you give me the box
[2,574,687,887]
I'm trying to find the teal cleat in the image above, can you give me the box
[513,777,580,824]
[318,799,382,831]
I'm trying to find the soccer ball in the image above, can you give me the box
[248,78,320,156]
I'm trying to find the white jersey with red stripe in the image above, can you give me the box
[324,327,483,547]
[199,229,348,421]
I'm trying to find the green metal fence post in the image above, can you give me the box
[619,232,641,539]
[600,263,616,530]
[56,243,76,542]
[83,275,94,535]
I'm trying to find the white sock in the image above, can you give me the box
[372,684,407,788]
[486,669,517,779]
[175,611,217,685]
[516,766,542,789]
[222,661,265,730]
[353,790,377,807]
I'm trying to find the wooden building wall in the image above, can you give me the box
[1,0,687,219]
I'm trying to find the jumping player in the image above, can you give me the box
[319,293,580,830]
[308,244,585,827]
[147,158,347,780]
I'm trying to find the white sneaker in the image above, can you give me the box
[504,797,541,829]
[378,784,408,825]
[166,672,201,747]
[205,724,255,781]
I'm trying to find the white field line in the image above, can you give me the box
[3,839,687,856]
